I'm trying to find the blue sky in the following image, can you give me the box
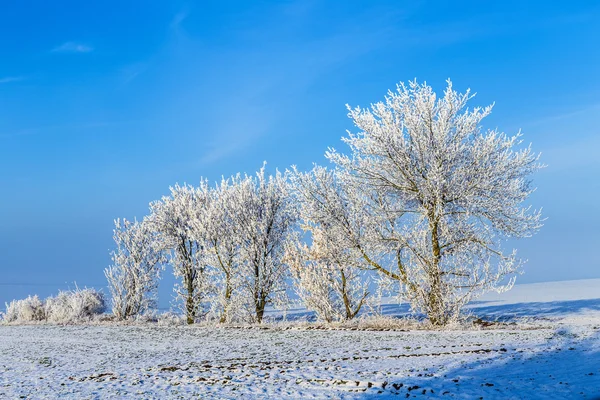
[1,0,599,309]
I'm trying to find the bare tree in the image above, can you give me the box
[315,79,543,325]
[105,218,164,320]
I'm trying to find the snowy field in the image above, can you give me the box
[1,279,600,399]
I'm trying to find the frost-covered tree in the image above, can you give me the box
[149,183,212,324]
[229,166,298,323]
[184,178,241,323]
[200,178,243,323]
[104,218,164,320]
[289,167,370,322]
[286,228,370,322]
[319,79,543,325]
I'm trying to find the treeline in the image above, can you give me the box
[103,80,542,326]
[3,80,542,327]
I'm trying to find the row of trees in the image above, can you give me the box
[105,169,297,324]
[105,80,543,326]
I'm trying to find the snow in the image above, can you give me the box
[1,279,600,399]
[478,279,600,304]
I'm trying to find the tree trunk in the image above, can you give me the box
[219,274,232,324]
[180,239,196,325]
[185,275,196,325]
[427,213,446,326]
[427,276,444,325]
[255,296,266,323]
[340,269,354,320]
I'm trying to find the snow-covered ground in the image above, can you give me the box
[1,279,599,399]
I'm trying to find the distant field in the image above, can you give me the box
[1,279,599,399]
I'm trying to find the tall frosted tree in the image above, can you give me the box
[320,79,543,325]
[105,218,164,320]
[149,183,212,324]
[230,166,298,323]
[191,177,242,323]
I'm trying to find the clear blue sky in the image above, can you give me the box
[1,1,599,309]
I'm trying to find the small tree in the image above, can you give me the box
[321,79,543,325]
[289,167,370,322]
[149,183,212,324]
[287,229,370,322]
[105,218,164,320]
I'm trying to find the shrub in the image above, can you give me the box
[156,311,186,326]
[3,295,46,323]
[2,288,106,324]
[45,288,106,323]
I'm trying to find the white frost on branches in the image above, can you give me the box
[320,79,543,325]
[97,79,543,327]
[289,166,371,322]
[3,295,45,323]
[149,183,212,324]
[3,289,105,324]
[228,166,298,323]
[45,288,106,323]
[104,218,164,320]
[189,177,243,323]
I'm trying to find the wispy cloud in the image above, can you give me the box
[0,76,25,84]
[199,105,271,165]
[120,62,149,84]
[51,41,93,53]
[171,9,189,30]
[542,133,600,173]
[524,103,600,128]
[179,3,393,164]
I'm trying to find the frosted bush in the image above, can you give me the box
[3,295,46,323]
[45,288,106,323]
[156,311,187,326]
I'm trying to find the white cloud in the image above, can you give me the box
[199,103,272,165]
[51,42,93,53]
[0,76,25,84]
